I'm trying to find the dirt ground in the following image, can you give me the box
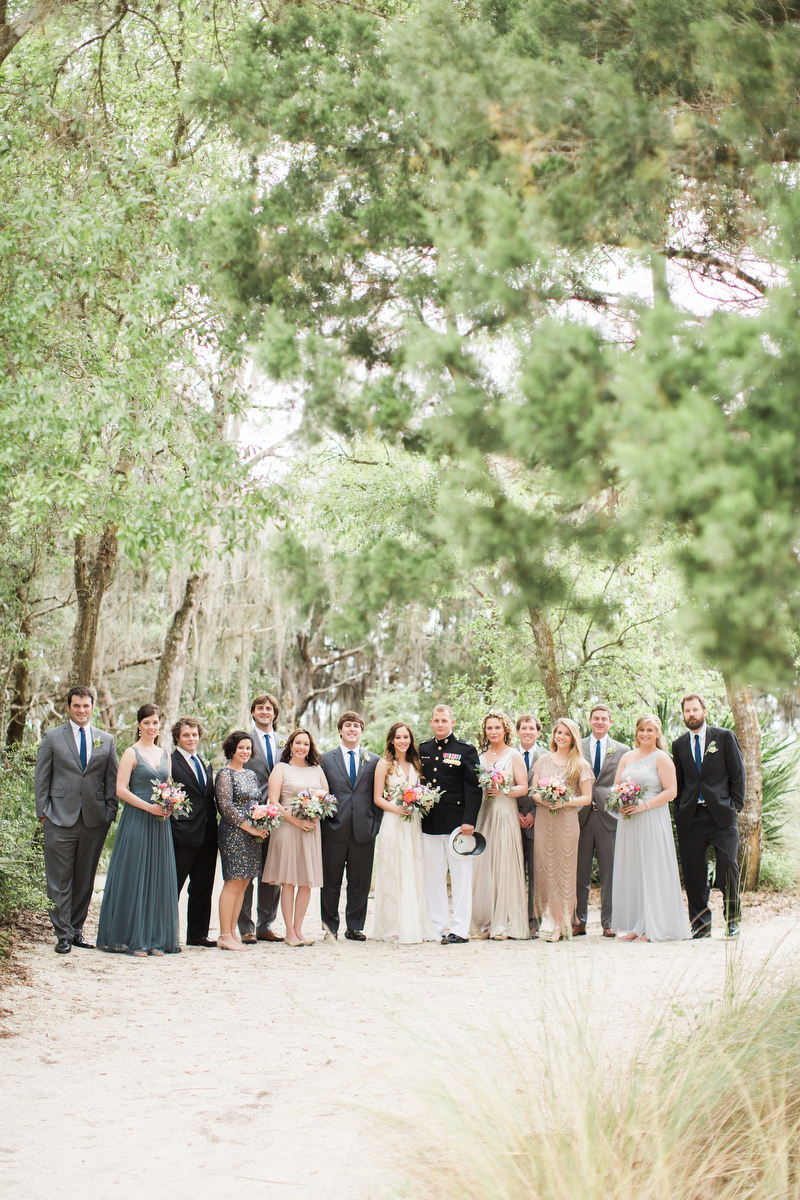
[2,878,799,1200]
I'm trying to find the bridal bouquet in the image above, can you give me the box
[537,777,569,815]
[150,778,190,821]
[289,789,338,823]
[248,801,284,832]
[478,765,512,792]
[607,778,643,819]
[388,781,442,821]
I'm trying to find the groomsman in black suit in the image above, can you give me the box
[320,711,381,941]
[574,704,630,938]
[170,717,218,947]
[516,713,542,936]
[672,692,745,938]
[238,693,283,943]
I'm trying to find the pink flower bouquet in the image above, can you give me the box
[248,802,283,832]
[537,776,569,815]
[607,778,643,819]
[290,789,338,822]
[150,778,190,821]
[478,765,512,792]
[388,781,442,821]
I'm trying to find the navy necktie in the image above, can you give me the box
[191,755,205,787]
[694,734,702,773]
[79,726,87,771]
[524,750,530,771]
[593,739,601,779]
[349,750,357,786]
[265,734,274,771]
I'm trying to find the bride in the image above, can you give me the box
[472,710,530,940]
[372,722,437,944]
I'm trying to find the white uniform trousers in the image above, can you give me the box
[423,832,474,939]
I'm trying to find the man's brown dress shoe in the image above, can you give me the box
[571,923,587,937]
[257,929,282,942]
[241,933,257,944]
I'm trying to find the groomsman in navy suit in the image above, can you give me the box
[320,711,381,940]
[516,713,542,936]
[672,692,745,938]
[238,693,283,943]
[170,717,218,946]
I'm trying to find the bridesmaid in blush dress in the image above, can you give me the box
[263,728,328,947]
[97,703,180,958]
[531,718,592,942]
[471,711,530,941]
[610,714,690,942]
[372,722,437,944]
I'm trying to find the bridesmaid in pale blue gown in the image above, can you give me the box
[610,714,690,942]
[98,703,180,957]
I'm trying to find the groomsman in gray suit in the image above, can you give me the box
[34,685,119,954]
[238,692,283,943]
[573,704,630,938]
[320,711,381,941]
[516,713,542,936]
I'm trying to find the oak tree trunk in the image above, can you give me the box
[6,585,32,746]
[70,523,119,688]
[725,678,763,891]
[154,570,209,735]
[528,606,568,725]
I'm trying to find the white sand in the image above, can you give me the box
[2,877,799,1200]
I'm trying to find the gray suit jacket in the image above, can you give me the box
[249,723,277,802]
[34,723,119,828]
[579,736,631,832]
[320,748,381,845]
[518,746,542,841]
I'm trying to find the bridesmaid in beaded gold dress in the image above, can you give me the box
[531,718,592,942]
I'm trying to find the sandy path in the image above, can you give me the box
[2,880,799,1200]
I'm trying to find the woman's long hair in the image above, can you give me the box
[280,728,321,767]
[382,722,422,774]
[478,710,514,752]
[549,718,585,785]
[635,714,669,752]
[137,702,161,746]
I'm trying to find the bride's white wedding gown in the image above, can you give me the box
[372,763,437,944]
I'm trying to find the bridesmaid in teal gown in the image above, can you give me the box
[98,703,180,957]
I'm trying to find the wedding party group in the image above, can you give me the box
[33,684,745,956]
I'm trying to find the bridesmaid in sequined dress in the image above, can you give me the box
[215,731,267,952]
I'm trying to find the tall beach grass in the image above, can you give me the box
[395,970,800,1200]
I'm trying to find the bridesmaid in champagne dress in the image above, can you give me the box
[372,722,437,944]
[263,728,328,947]
[611,714,690,942]
[98,703,180,957]
[531,718,592,942]
[471,711,530,940]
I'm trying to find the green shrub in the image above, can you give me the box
[758,848,800,892]
[0,745,48,927]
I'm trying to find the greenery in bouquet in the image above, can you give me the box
[477,766,512,793]
[290,789,338,822]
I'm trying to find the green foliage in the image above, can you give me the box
[0,748,48,925]
[757,848,800,892]
[192,0,800,685]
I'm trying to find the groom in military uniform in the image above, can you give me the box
[419,705,482,944]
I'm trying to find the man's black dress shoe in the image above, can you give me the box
[344,929,366,941]
[72,932,94,949]
[55,938,71,954]
[726,923,740,938]
[442,933,468,944]
[187,937,217,947]
[692,926,712,939]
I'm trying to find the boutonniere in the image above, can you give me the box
[706,743,719,755]
[93,738,102,749]
[359,749,370,765]
[278,740,286,750]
